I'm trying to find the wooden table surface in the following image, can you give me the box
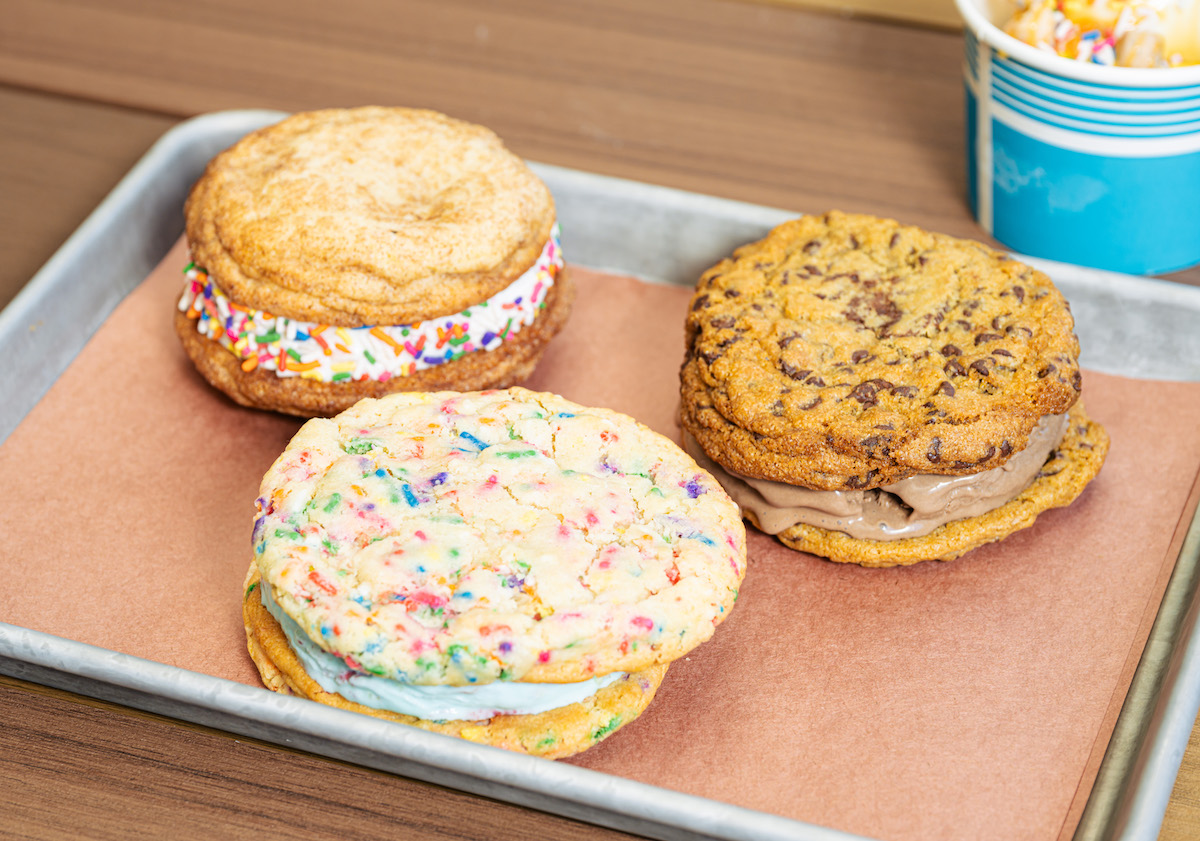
[2,1,1199,838]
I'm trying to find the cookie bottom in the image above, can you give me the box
[763,402,1109,567]
[177,270,575,418]
[242,565,665,759]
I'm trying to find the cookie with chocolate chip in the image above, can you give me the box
[679,210,1108,566]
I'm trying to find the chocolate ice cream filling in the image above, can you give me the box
[685,412,1069,541]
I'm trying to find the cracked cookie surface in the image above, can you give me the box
[252,387,746,687]
[680,211,1083,491]
[186,107,557,326]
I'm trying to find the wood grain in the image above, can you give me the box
[0,86,175,309]
[0,676,640,841]
[756,0,963,28]
[1,0,1194,290]
[0,0,994,236]
[0,0,1198,838]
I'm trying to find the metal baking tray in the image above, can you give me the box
[2,110,1199,841]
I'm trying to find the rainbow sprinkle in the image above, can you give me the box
[179,225,563,383]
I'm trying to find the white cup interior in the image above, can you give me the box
[979,0,1019,28]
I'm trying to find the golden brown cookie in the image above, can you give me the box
[768,401,1108,566]
[680,211,1108,566]
[244,567,667,759]
[177,107,570,417]
[186,107,556,326]
[680,210,1082,492]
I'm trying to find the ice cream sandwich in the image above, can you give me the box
[679,211,1109,566]
[243,388,746,757]
[177,107,572,417]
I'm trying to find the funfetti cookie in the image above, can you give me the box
[243,388,747,758]
[177,107,573,417]
[679,211,1109,567]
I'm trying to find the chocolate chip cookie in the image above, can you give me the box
[680,211,1108,565]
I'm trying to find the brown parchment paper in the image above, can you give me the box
[3,238,1200,841]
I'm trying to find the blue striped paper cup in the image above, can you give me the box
[956,0,1200,275]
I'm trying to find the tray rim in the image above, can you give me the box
[2,108,1199,841]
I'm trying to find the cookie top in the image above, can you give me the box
[185,107,556,327]
[253,388,746,686]
[680,211,1082,491]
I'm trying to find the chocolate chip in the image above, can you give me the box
[927,438,942,463]
[1000,440,1013,457]
[700,350,722,365]
[1071,370,1082,391]
[944,359,966,377]
[724,289,740,298]
[1038,363,1057,378]
[991,316,1003,330]
[710,316,735,329]
[893,386,917,398]
[778,333,800,349]
[889,232,901,248]
[992,348,1013,358]
[691,295,710,312]
[865,378,894,390]
[799,396,823,411]
[851,350,872,364]
[974,333,1002,345]
[849,234,861,249]
[969,359,991,377]
[781,363,811,381]
[936,381,955,397]
[848,382,881,407]
[874,423,895,430]
[1006,325,1034,338]
[770,400,785,416]
[918,254,929,266]
[955,319,972,331]
[941,344,962,357]
[803,240,821,254]
[1009,285,1025,302]
[717,335,741,349]
[807,376,826,387]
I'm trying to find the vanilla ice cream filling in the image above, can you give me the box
[179,224,563,383]
[259,579,622,721]
[686,412,1069,541]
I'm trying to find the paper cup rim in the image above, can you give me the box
[954,0,1200,88]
